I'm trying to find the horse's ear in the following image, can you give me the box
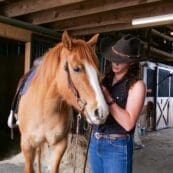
[87,33,99,47]
[62,31,72,50]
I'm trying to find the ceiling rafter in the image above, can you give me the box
[47,1,173,34]
[1,0,85,17]
[22,0,161,25]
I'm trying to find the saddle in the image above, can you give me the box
[7,67,37,129]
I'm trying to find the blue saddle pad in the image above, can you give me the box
[20,69,36,95]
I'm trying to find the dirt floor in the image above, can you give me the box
[0,128,173,173]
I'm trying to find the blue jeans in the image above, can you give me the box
[88,133,133,173]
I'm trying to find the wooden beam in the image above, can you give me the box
[71,23,134,36]
[142,41,173,62]
[25,42,31,73]
[70,19,173,36]
[71,20,173,36]
[1,0,86,17]
[150,47,173,62]
[0,22,31,41]
[24,0,161,25]
[151,29,173,42]
[65,19,129,31]
[50,1,173,31]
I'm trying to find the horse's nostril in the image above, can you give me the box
[94,109,99,117]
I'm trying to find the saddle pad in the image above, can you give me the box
[20,69,36,95]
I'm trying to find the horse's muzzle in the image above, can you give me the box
[86,107,108,125]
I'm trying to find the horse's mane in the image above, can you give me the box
[31,43,63,86]
[30,38,99,94]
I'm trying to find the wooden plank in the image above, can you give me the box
[151,29,173,42]
[2,0,86,17]
[25,0,161,25]
[50,1,172,31]
[25,42,31,73]
[71,17,173,36]
[141,40,173,61]
[67,14,173,31]
[64,19,128,31]
[0,22,31,41]
[52,1,173,35]
[71,23,133,36]
[150,47,173,62]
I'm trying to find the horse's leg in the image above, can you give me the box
[50,136,68,173]
[21,137,36,173]
[36,147,41,173]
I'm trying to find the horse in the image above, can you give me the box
[18,31,109,173]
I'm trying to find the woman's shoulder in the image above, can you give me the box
[134,80,145,86]
[129,80,146,93]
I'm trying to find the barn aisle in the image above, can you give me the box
[133,128,173,173]
[0,128,173,173]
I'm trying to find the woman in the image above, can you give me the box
[88,34,146,173]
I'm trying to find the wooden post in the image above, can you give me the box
[25,42,31,73]
[0,23,31,42]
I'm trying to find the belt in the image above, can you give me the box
[94,132,127,140]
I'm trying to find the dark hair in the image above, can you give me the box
[102,62,141,89]
[126,62,141,88]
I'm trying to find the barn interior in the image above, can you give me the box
[0,0,173,172]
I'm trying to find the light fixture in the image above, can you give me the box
[132,14,173,25]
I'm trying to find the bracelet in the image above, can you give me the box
[107,99,116,105]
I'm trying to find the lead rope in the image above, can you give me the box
[83,124,93,173]
[73,113,81,173]
[73,114,93,173]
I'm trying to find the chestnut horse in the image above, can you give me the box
[18,31,109,173]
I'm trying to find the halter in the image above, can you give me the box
[64,61,93,173]
[64,62,87,112]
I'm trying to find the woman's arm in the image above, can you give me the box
[102,80,146,132]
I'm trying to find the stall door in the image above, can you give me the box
[156,68,170,130]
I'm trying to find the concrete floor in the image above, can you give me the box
[0,128,173,173]
[133,128,173,173]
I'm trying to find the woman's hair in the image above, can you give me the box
[126,62,141,88]
[103,62,141,89]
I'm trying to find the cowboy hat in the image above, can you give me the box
[101,34,143,63]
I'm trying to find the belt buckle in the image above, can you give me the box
[94,132,102,139]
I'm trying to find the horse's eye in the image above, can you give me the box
[73,66,81,72]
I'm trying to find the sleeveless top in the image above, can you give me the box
[94,74,135,134]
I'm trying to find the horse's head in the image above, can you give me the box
[56,31,109,125]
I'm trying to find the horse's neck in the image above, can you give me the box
[30,75,58,104]
[30,58,68,111]
[43,81,70,116]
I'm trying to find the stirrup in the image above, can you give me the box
[7,110,18,128]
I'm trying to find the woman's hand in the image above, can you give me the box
[101,85,114,104]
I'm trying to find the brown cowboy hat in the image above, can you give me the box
[101,34,143,63]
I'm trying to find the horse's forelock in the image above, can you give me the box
[72,40,99,72]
